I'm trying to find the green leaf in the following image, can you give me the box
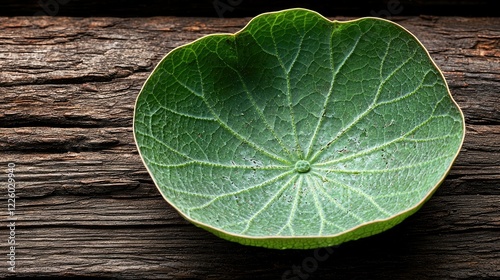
[133,8,465,249]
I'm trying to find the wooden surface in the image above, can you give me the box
[0,16,499,279]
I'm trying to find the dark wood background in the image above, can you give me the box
[0,0,499,17]
[0,1,499,279]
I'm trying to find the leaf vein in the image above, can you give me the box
[316,95,452,166]
[307,176,326,235]
[306,31,363,158]
[190,51,291,164]
[239,174,298,234]
[187,170,294,214]
[313,171,392,217]
[276,177,302,236]
[310,49,426,163]
[311,173,365,225]
[315,153,452,174]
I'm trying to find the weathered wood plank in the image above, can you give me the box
[0,16,499,279]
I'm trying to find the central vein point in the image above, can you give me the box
[295,160,311,173]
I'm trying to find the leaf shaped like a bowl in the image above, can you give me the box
[134,8,465,249]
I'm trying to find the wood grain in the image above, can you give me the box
[0,16,499,279]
